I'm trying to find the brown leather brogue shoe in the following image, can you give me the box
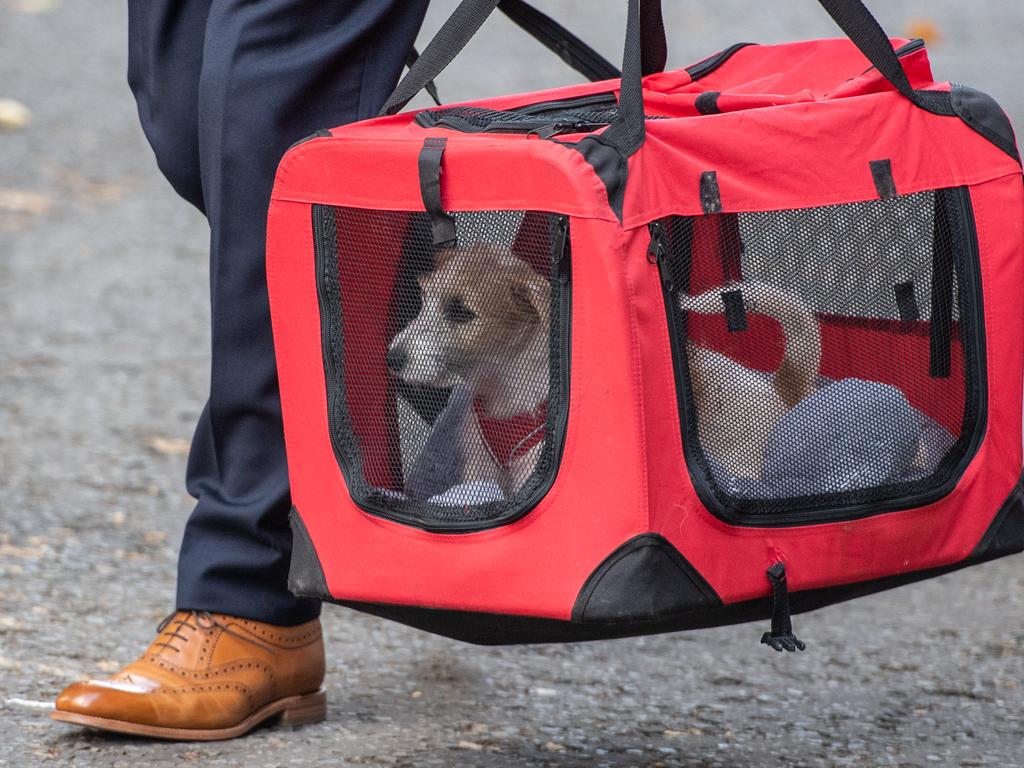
[51,610,326,740]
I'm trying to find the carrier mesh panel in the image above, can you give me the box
[656,188,983,518]
[313,206,569,529]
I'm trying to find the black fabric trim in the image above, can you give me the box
[418,138,457,246]
[894,281,920,323]
[722,289,748,332]
[287,508,331,601]
[972,472,1024,560]
[571,534,721,623]
[287,128,331,153]
[572,136,628,222]
[951,83,1022,165]
[929,190,956,378]
[870,159,897,199]
[695,91,721,116]
[315,469,1024,645]
[685,42,756,80]
[700,171,723,214]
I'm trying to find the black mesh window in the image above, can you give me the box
[652,188,985,524]
[313,206,570,532]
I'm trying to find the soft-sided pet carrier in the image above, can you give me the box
[266,0,1024,648]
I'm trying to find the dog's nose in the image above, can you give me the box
[386,347,407,373]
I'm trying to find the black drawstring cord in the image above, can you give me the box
[760,562,807,653]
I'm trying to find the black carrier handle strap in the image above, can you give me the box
[606,0,955,159]
[385,0,951,139]
[380,0,625,117]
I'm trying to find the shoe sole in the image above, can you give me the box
[50,688,327,741]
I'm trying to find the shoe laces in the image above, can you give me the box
[154,610,276,655]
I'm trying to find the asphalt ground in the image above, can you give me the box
[1,1,1022,766]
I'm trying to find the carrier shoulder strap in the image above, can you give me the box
[405,47,441,107]
[381,0,622,117]
[603,0,957,163]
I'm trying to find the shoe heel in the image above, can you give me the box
[279,689,327,727]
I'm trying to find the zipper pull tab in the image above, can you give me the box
[648,221,674,292]
[760,562,806,653]
[553,216,570,282]
[534,123,570,140]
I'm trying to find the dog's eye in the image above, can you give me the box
[443,297,477,324]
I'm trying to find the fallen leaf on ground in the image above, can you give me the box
[0,543,47,559]
[8,0,59,13]
[905,18,942,44]
[0,98,30,129]
[53,167,134,205]
[0,189,50,214]
[146,436,191,455]
[456,741,484,751]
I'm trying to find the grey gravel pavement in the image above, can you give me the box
[2,1,1022,766]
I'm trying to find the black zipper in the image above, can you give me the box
[313,204,361,501]
[685,42,756,81]
[652,188,988,528]
[854,38,926,80]
[415,92,619,136]
[516,91,618,116]
[314,207,574,534]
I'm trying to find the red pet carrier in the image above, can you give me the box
[266,0,1024,647]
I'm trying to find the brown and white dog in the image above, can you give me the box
[387,243,551,496]
[680,281,822,480]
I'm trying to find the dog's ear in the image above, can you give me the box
[432,245,459,272]
[509,276,550,327]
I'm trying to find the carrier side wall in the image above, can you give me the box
[635,173,1024,606]
[267,137,651,620]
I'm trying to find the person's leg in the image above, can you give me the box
[177,0,430,626]
[54,0,430,740]
[126,0,209,213]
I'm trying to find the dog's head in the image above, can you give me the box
[387,243,551,391]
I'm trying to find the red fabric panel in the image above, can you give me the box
[332,209,406,489]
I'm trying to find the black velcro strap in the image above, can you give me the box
[695,91,722,115]
[418,138,457,246]
[870,159,897,199]
[700,171,723,214]
[722,290,748,332]
[894,281,920,323]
